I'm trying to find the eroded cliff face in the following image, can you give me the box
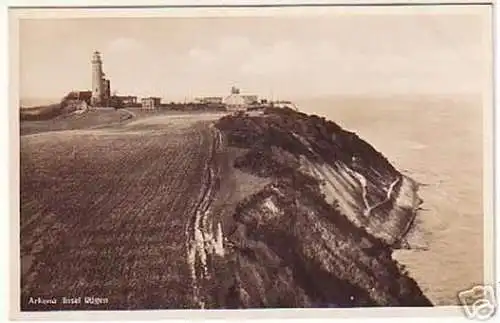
[202,107,431,308]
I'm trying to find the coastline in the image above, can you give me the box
[295,95,484,305]
[368,174,424,248]
[392,175,425,249]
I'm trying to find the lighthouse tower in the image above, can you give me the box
[91,51,104,106]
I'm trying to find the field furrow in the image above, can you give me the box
[20,117,217,310]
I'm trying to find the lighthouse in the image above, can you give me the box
[90,51,112,106]
[91,51,104,106]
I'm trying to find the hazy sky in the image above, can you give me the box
[18,7,491,101]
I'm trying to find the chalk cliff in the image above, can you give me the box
[204,107,431,308]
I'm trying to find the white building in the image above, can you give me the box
[223,87,258,111]
[195,96,223,104]
[141,97,161,109]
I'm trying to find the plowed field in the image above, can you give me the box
[20,113,224,310]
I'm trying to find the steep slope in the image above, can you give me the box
[200,107,431,308]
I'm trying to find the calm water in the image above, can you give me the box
[297,95,485,305]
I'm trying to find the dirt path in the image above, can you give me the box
[185,125,225,308]
[346,168,401,217]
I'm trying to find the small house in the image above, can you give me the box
[141,97,161,109]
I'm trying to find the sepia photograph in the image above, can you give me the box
[9,2,495,320]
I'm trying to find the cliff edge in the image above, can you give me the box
[195,107,431,308]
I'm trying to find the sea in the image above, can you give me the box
[296,94,486,306]
[19,98,59,108]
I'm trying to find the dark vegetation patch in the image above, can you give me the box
[216,107,400,186]
[20,109,134,136]
[20,92,88,122]
[212,182,430,307]
[216,107,414,239]
[211,107,431,308]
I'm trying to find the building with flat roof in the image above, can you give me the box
[141,97,161,109]
[195,96,223,104]
[223,87,258,111]
[76,91,92,105]
[242,95,258,105]
[115,95,138,107]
